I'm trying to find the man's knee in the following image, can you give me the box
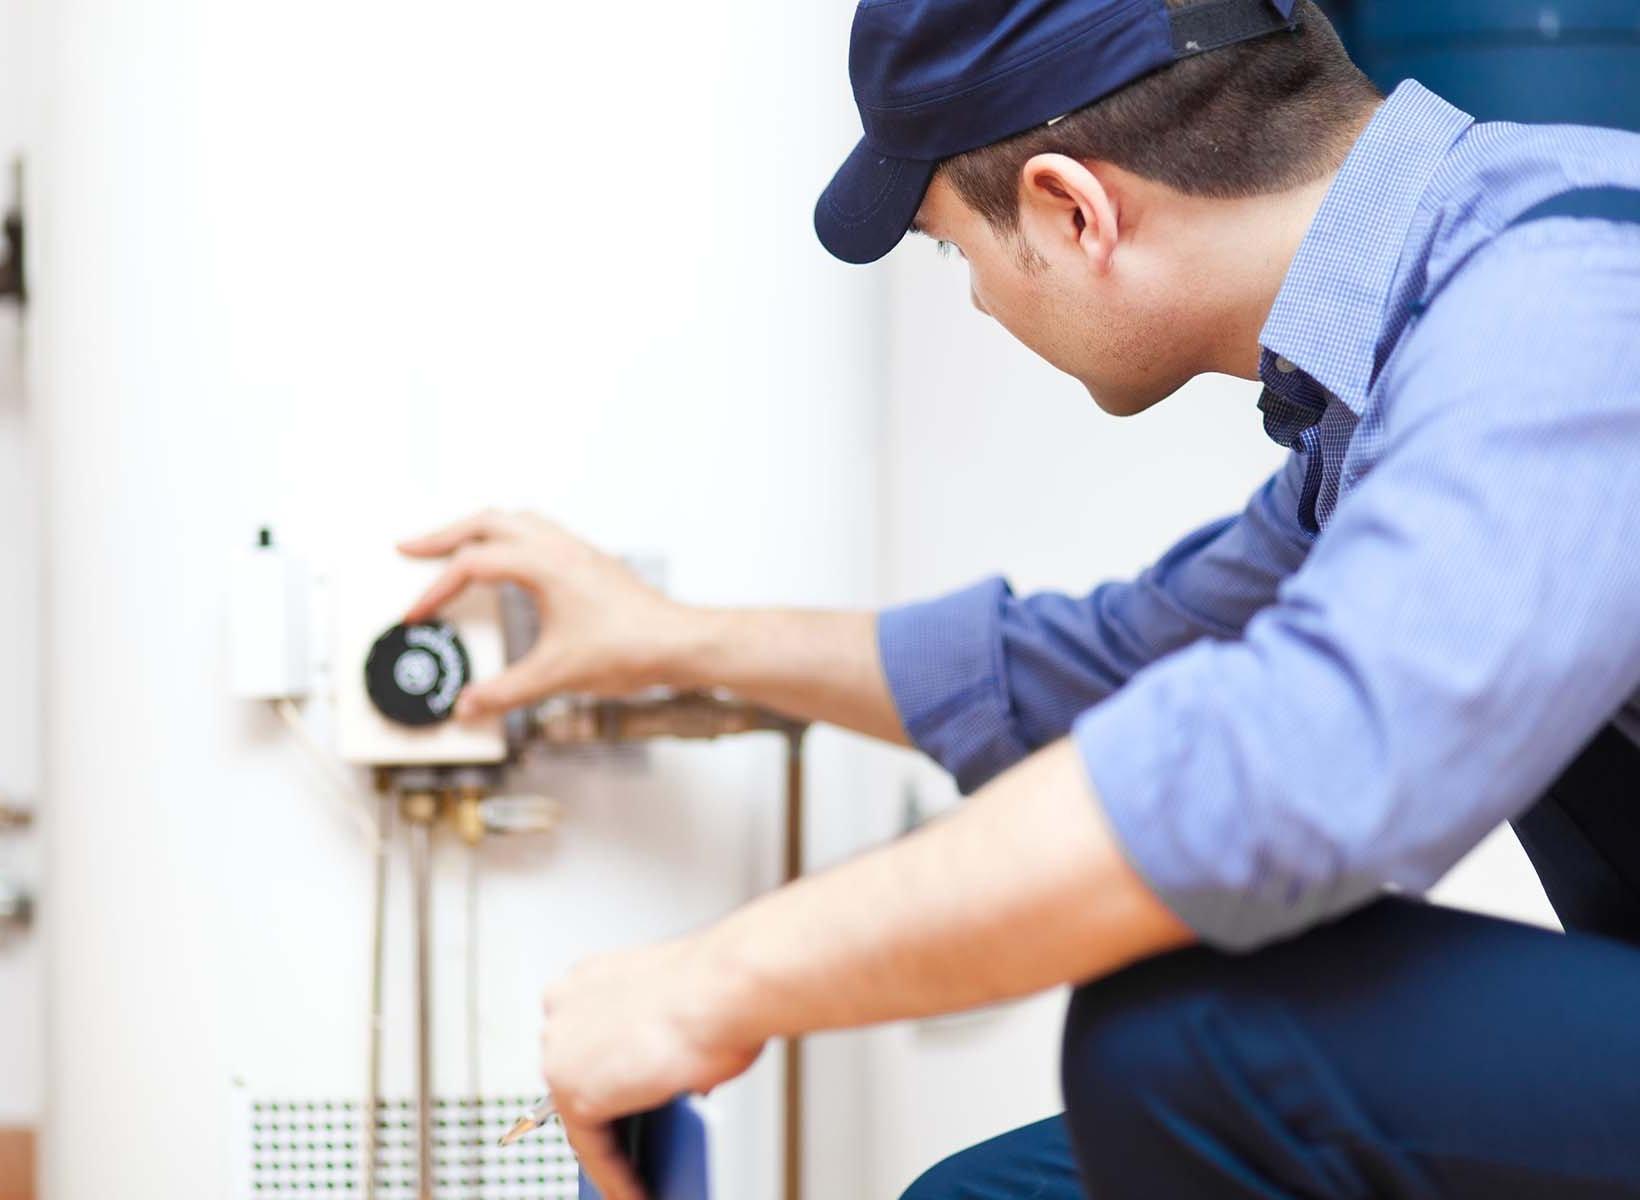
[898,1152,971,1200]
[898,1117,1080,1200]
[1060,955,1222,1180]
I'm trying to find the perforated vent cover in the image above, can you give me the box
[232,1094,578,1199]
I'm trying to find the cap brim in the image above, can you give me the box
[814,139,938,266]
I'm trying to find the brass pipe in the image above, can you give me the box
[452,787,486,848]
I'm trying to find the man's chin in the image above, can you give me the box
[1085,381,1161,418]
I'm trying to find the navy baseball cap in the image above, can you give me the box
[815,0,1300,264]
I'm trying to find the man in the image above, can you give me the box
[401,0,1640,1195]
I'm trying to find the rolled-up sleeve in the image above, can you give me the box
[1080,224,1640,951]
[880,450,1313,793]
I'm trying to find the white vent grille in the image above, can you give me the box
[235,1095,578,1199]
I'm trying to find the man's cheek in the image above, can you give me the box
[968,276,991,317]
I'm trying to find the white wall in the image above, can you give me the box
[869,219,1558,1195]
[31,2,884,1198]
[0,0,40,1131]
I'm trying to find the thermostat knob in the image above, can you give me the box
[364,622,472,727]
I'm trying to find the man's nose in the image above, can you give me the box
[970,286,988,316]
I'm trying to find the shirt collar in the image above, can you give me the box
[1259,81,1474,414]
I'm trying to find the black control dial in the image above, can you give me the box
[364,622,472,727]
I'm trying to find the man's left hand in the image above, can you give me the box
[542,937,763,1200]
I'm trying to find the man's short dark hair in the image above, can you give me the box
[941,0,1382,232]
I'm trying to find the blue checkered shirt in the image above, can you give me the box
[878,82,1640,950]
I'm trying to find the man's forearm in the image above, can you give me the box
[688,740,1194,1041]
[657,607,911,746]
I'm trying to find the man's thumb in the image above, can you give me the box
[456,663,551,720]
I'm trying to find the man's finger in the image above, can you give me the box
[402,544,532,623]
[397,509,518,558]
[562,1117,646,1200]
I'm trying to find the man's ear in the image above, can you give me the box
[1019,153,1119,272]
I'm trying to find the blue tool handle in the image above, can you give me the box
[577,1097,710,1200]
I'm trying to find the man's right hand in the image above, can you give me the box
[399,508,909,744]
[400,510,697,720]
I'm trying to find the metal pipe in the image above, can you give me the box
[782,728,806,1200]
[465,843,483,1200]
[526,692,811,1200]
[534,691,801,746]
[404,792,440,1200]
[364,790,391,1200]
[0,875,31,934]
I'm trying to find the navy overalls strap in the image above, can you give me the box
[1512,185,1640,228]
[1415,171,1640,316]
[1504,181,1640,943]
[1516,725,1640,944]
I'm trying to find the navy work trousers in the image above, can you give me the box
[903,726,1640,1199]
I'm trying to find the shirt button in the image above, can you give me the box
[1275,356,1298,374]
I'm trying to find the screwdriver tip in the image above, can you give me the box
[498,1117,536,1147]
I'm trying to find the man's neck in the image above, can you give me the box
[1175,104,1381,382]
[1218,172,1339,380]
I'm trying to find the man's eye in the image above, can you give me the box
[936,240,959,259]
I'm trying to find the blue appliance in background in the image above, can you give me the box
[1315,1,1640,132]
